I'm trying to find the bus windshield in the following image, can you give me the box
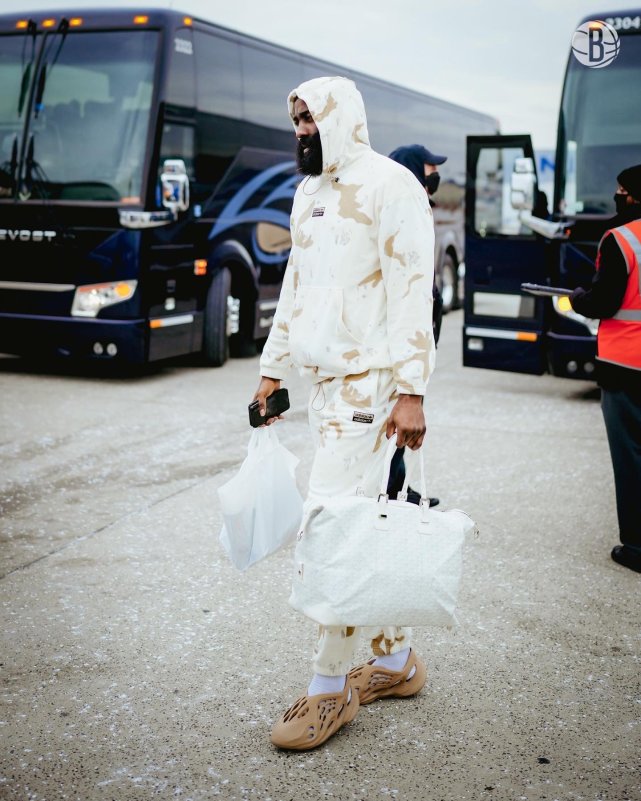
[0,29,158,203]
[558,32,641,215]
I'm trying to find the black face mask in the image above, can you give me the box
[614,193,630,215]
[424,172,441,195]
[296,132,323,176]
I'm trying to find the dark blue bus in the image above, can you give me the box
[0,7,496,367]
[463,10,641,380]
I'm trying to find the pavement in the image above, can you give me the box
[1,310,639,801]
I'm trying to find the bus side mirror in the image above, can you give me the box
[510,157,535,211]
[161,159,190,215]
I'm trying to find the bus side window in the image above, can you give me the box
[193,30,243,200]
[160,123,195,179]
[239,44,302,145]
[356,81,398,156]
[165,28,196,111]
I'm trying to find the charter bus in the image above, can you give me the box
[463,10,641,380]
[0,7,496,367]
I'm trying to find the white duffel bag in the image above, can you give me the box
[289,436,476,627]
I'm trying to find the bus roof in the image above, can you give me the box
[578,8,641,25]
[0,5,498,129]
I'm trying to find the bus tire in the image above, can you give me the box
[202,267,232,367]
[440,253,458,313]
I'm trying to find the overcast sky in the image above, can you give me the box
[0,0,628,147]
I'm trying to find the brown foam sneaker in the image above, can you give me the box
[347,648,426,705]
[270,681,359,751]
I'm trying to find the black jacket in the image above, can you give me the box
[387,145,443,345]
[571,208,641,394]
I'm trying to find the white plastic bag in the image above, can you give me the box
[217,426,303,571]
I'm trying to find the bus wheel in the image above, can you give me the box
[440,253,457,313]
[202,267,235,367]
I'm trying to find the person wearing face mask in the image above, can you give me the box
[570,164,641,573]
[388,145,448,340]
[388,145,446,343]
[386,144,448,507]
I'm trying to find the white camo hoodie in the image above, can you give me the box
[260,76,435,395]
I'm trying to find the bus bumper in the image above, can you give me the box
[546,332,597,380]
[0,313,148,362]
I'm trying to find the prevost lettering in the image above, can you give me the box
[0,229,57,242]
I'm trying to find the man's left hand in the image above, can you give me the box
[386,394,425,450]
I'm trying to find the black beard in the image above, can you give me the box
[296,132,323,176]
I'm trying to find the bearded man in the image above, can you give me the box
[252,76,436,750]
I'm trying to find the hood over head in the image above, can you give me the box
[288,76,371,176]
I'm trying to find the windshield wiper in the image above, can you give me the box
[18,134,52,201]
[34,18,69,119]
[0,136,19,197]
[19,134,35,199]
[18,63,33,117]
[17,19,37,116]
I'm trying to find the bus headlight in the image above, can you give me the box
[71,280,137,317]
[552,295,598,336]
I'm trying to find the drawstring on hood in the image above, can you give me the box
[288,76,371,178]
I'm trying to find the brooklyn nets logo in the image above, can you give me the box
[571,20,620,68]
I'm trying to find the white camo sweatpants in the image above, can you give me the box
[304,367,412,677]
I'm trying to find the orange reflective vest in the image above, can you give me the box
[596,219,641,371]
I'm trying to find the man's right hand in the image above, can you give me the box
[252,376,281,425]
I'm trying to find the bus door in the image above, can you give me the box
[464,135,548,374]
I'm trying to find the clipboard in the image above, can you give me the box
[521,283,572,297]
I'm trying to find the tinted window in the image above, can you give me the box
[358,82,398,154]
[560,37,641,214]
[240,45,301,129]
[28,30,158,202]
[166,28,195,109]
[192,31,243,198]
[0,33,43,195]
[160,123,195,179]
[302,59,344,83]
[195,31,242,118]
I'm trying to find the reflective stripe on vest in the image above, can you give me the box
[597,220,641,370]
[613,309,641,321]
[612,224,641,294]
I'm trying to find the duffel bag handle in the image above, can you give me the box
[379,434,428,502]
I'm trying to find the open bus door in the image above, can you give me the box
[464,135,548,374]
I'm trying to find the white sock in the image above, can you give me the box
[372,646,415,677]
[307,673,346,696]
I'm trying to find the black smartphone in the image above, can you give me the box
[248,387,290,427]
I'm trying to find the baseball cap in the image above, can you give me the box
[420,146,447,166]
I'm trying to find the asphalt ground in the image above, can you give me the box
[1,310,639,801]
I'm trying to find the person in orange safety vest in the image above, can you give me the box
[571,163,641,573]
